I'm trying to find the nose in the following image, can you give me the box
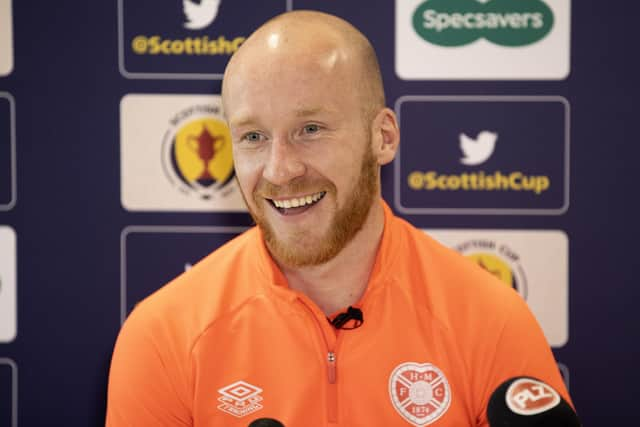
[262,136,306,185]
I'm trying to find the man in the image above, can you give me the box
[106,11,574,426]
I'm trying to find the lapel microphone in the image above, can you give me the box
[329,306,364,329]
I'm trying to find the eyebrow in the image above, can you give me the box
[229,106,336,128]
[296,105,343,117]
[295,107,324,117]
[229,116,257,129]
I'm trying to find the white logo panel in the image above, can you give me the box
[0,0,13,76]
[396,0,571,80]
[120,94,247,212]
[0,226,16,342]
[425,229,568,347]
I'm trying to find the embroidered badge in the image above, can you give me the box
[389,362,451,426]
[217,380,264,418]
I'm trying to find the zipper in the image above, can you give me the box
[298,297,342,424]
[327,351,338,423]
[327,351,336,383]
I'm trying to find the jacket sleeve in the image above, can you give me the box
[105,307,193,427]
[474,293,574,426]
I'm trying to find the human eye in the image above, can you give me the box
[302,124,320,134]
[241,131,264,143]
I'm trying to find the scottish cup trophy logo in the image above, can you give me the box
[162,108,235,200]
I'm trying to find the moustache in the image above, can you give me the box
[254,177,333,199]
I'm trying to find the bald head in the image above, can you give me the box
[222,10,385,122]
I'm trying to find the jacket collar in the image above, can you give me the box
[254,198,402,300]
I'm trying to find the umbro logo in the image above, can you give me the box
[217,380,264,418]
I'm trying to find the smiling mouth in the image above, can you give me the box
[268,191,326,215]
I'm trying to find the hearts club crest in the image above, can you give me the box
[389,362,451,426]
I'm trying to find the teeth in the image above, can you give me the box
[272,192,325,209]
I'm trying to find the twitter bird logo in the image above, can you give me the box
[183,0,221,30]
[459,131,498,165]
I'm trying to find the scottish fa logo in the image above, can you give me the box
[161,105,235,201]
[183,0,221,30]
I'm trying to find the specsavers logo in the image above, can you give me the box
[161,108,235,200]
[412,0,553,47]
[395,1,570,79]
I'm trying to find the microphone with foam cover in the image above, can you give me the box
[487,377,580,426]
[248,418,285,427]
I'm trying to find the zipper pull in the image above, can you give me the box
[327,352,336,384]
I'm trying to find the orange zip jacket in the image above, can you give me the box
[106,201,571,426]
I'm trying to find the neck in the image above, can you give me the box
[278,200,385,315]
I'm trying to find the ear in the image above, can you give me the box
[370,108,400,166]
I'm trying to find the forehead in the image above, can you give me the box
[224,48,362,124]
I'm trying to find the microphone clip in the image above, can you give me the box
[329,306,364,330]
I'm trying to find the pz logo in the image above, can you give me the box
[512,385,554,409]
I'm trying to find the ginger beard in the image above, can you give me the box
[245,146,379,268]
